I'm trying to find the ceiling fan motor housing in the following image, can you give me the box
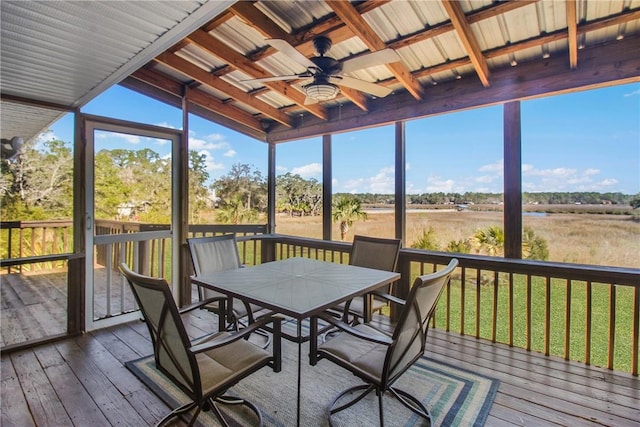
[310,56,342,75]
[313,35,332,55]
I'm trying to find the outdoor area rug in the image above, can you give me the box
[125,339,499,427]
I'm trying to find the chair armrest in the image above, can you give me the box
[316,313,392,345]
[189,315,282,354]
[179,296,227,314]
[371,291,406,307]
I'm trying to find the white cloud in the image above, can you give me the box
[475,175,495,184]
[368,166,394,193]
[276,165,288,172]
[96,131,141,144]
[425,176,456,193]
[521,163,620,192]
[525,166,577,178]
[35,130,56,144]
[155,122,177,129]
[340,166,395,194]
[292,162,322,178]
[479,160,503,173]
[584,168,600,176]
[198,150,225,173]
[223,149,236,157]
[599,178,618,186]
[189,131,230,151]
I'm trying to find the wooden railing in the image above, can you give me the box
[90,223,268,320]
[2,222,638,375]
[251,234,640,376]
[1,220,74,272]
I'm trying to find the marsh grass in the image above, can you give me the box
[275,210,639,372]
[277,209,640,268]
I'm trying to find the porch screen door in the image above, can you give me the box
[84,115,182,330]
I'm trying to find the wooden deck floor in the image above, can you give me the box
[2,306,639,427]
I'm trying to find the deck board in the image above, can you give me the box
[2,271,639,426]
[2,312,639,427]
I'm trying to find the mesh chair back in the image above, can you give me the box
[350,235,401,272]
[385,259,458,383]
[188,233,242,276]
[119,263,198,397]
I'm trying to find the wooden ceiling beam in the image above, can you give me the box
[202,10,235,32]
[186,29,329,120]
[441,0,491,88]
[249,1,387,61]
[483,8,640,59]
[411,57,472,81]
[338,87,369,111]
[266,36,640,143]
[229,1,294,43]
[389,1,537,50]
[154,52,292,127]
[468,0,539,24]
[233,0,539,99]
[387,6,638,89]
[185,89,264,133]
[566,0,579,69]
[130,68,264,133]
[326,0,424,100]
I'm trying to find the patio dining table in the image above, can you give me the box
[191,256,400,427]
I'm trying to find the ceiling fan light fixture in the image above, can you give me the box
[304,81,339,101]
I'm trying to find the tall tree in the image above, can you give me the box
[1,138,73,219]
[332,196,367,241]
[276,173,322,216]
[188,150,211,223]
[215,194,258,224]
[212,163,267,213]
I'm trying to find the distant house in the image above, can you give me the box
[117,201,150,220]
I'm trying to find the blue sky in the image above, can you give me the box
[46,82,639,195]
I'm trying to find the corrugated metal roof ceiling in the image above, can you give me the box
[2,0,639,144]
[1,0,235,143]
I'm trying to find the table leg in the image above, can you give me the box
[296,319,302,427]
[218,299,227,332]
[364,293,373,323]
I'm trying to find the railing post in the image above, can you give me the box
[67,254,85,334]
[392,254,412,322]
[138,240,149,275]
[261,237,277,263]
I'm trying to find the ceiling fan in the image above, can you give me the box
[243,35,401,104]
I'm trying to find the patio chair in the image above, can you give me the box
[119,262,282,427]
[187,234,272,345]
[333,235,402,325]
[310,259,458,427]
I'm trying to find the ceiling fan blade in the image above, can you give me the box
[267,39,317,69]
[330,76,392,98]
[241,74,303,83]
[340,49,401,74]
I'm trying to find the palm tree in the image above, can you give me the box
[471,225,504,256]
[215,195,258,224]
[332,196,367,241]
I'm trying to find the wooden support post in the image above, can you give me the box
[177,87,190,306]
[267,142,277,234]
[504,101,522,259]
[323,134,333,241]
[395,121,406,245]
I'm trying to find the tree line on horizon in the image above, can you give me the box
[1,141,639,222]
[343,191,638,206]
